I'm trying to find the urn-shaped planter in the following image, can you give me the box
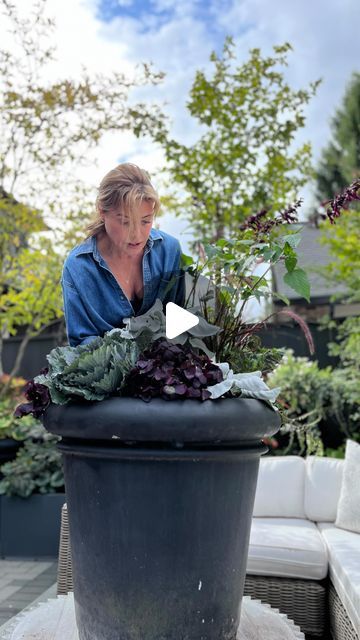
[43,396,280,640]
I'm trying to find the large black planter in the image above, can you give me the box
[43,396,280,640]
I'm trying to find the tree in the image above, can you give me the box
[153,38,320,247]
[0,239,63,387]
[316,196,360,446]
[0,188,49,376]
[316,72,360,202]
[320,209,360,304]
[315,75,360,372]
[0,0,165,205]
[318,202,360,369]
[0,187,46,280]
[0,0,166,379]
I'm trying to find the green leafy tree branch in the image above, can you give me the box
[152,38,320,247]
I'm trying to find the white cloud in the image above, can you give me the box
[215,0,360,161]
[2,0,359,318]
[47,0,216,251]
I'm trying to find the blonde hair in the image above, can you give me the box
[86,163,160,238]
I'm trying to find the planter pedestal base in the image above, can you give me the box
[2,593,305,640]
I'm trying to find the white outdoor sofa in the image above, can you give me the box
[244,454,360,639]
[57,454,360,640]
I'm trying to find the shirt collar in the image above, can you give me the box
[73,227,163,258]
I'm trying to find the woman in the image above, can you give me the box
[62,163,185,347]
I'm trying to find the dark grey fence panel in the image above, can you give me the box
[3,331,66,380]
[257,323,339,369]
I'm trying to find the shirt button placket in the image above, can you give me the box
[142,254,151,306]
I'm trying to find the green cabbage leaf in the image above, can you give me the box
[35,330,140,404]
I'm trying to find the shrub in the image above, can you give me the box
[267,349,360,456]
[0,378,64,497]
[267,350,332,456]
[0,422,64,497]
[0,397,40,440]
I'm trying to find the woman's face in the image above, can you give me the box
[101,200,154,258]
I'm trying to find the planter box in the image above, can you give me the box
[0,438,22,468]
[0,493,66,558]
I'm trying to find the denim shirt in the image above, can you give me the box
[61,228,185,347]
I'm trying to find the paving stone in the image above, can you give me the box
[16,563,40,573]
[0,605,22,613]
[0,558,58,630]
[27,577,56,588]
[0,578,14,589]
[10,597,40,608]
[7,579,29,587]
[8,596,34,606]
[0,586,21,600]
[10,585,46,594]
[22,564,52,579]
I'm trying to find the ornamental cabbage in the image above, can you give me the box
[35,330,140,404]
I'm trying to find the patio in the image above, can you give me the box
[0,560,57,629]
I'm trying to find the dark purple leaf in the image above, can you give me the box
[187,388,201,398]
[153,368,166,381]
[174,384,187,395]
[14,402,34,418]
[14,378,51,419]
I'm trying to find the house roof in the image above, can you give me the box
[272,222,347,302]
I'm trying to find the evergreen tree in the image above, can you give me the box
[316,72,360,202]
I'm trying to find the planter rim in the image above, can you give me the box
[57,440,268,460]
[43,396,280,446]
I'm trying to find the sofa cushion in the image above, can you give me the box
[335,440,360,534]
[253,456,306,518]
[247,517,328,580]
[304,456,344,522]
[317,522,360,636]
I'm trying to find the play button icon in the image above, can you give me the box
[165,302,199,339]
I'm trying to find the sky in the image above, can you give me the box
[3,0,360,317]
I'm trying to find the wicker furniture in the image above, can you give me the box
[243,574,327,637]
[57,503,72,597]
[329,582,359,640]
